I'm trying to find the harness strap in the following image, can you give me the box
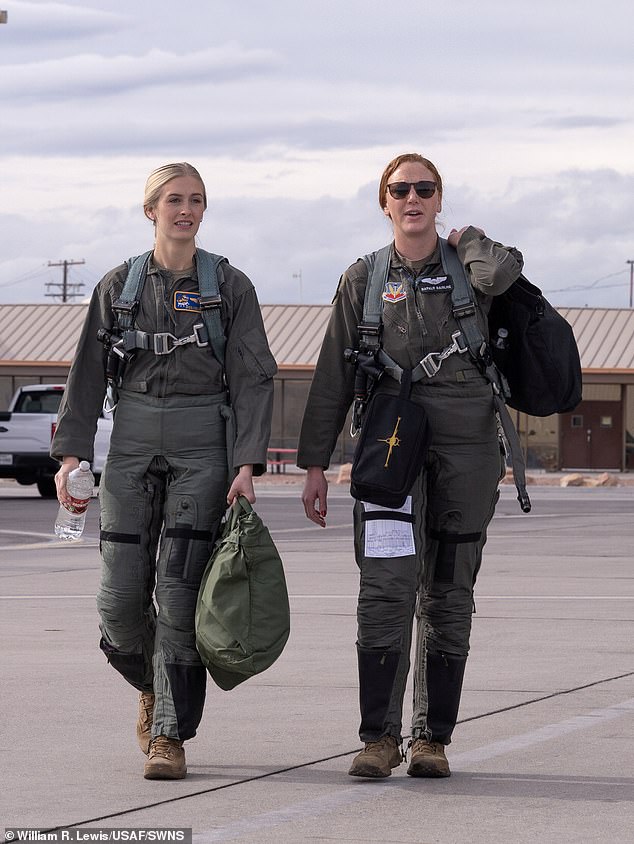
[360,245,391,351]
[377,331,469,383]
[119,323,210,355]
[113,251,152,331]
[196,250,227,367]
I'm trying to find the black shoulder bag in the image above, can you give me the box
[350,369,431,509]
[487,275,582,417]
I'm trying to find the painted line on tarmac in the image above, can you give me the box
[451,697,634,766]
[2,593,634,601]
[189,697,634,842]
[0,528,57,540]
[0,594,95,599]
[0,529,100,551]
[43,682,634,838]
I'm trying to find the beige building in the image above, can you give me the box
[1,303,633,471]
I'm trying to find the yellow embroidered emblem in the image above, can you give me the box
[378,417,401,467]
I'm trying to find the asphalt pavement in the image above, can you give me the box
[1,475,633,843]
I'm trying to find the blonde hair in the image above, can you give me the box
[143,162,207,220]
[378,153,443,209]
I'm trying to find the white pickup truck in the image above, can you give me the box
[0,384,112,498]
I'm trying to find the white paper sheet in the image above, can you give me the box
[363,496,415,558]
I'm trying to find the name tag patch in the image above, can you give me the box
[416,275,453,294]
[174,291,201,312]
[382,281,407,303]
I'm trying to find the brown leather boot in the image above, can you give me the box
[348,735,402,778]
[407,739,450,778]
[143,736,186,780]
[136,691,155,755]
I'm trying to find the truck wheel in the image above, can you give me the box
[37,477,57,498]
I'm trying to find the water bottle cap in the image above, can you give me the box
[79,460,91,471]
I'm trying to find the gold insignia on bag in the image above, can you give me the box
[378,417,401,467]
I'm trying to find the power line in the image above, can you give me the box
[0,264,50,289]
[548,268,628,294]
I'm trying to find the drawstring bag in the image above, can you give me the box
[350,370,431,509]
[195,496,290,690]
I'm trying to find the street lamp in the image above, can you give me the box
[293,269,303,304]
[627,260,634,308]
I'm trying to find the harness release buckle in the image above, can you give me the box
[199,294,222,310]
[453,302,476,319]
[153,332,179,355]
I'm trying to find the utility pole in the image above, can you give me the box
[627,260,634,308]
[45,259,86,302]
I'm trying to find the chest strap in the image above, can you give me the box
[118,323,210,355]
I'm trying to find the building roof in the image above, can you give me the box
[1,303,633,374]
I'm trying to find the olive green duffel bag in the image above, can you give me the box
[195,495,290,690]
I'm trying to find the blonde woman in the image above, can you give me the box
[53,162,276,779]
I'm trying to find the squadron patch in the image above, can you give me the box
[382,281,407,303]
[416,275,453,294]
[174,291,201,312]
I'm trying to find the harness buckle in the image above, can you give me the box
[357,321,381,337]
[453,302,476,319]
[420,353,441,378]
[153,332,178,355]
[452,331,469,354]
[199,294,222,310]
[192,323,209,347]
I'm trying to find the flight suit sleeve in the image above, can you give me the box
[457,226,524,295]
[51,279,112,462]
[224,279,277,476]
[296,263,364,469]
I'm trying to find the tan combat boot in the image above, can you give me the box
[348,735,402,778]
[143,736,186,780]
[136,691,155,755]
[407,739,450,777]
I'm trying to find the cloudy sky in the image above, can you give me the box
[1,0,632,307]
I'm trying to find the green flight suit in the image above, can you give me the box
[52,252,276,741]
[297,228,523,745]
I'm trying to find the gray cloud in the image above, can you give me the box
[2,171,631,310]
[4,2,127,44]
[537,116,628,129]
[4,45,282,101]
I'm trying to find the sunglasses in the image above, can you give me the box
[386,180,436,200]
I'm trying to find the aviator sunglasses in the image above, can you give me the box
[386,180,436,200]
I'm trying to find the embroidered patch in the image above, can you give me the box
[382,281,407,303]
[174,291,201,312]
[416,275,454,294]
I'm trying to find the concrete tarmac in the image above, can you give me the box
[1,477,633,843]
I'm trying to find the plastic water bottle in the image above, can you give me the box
[54,460,95,541]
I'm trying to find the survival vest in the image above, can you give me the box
[356,238,534,512]
[99,249,227,408]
